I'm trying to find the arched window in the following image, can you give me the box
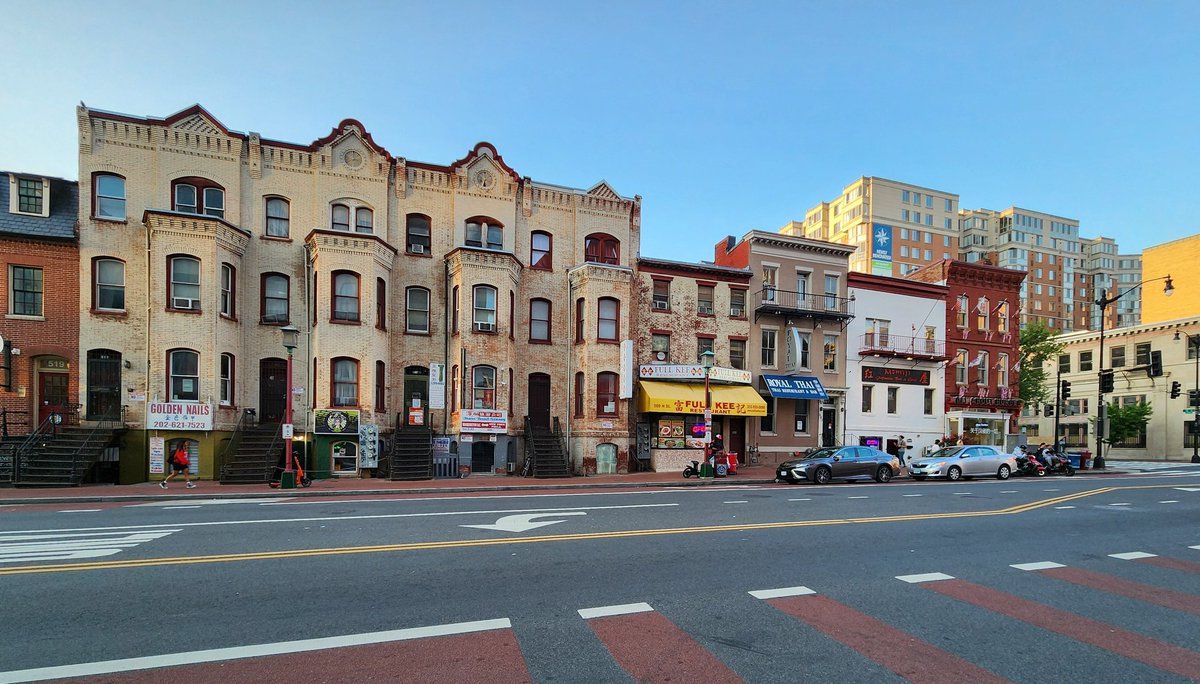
[472,365,496,409]
[473,285,497,332]
[406,214,431,254]
[172,177,224,218]
[584,233,620,265]
[530,231,552,270]
[168,349,200,401]
[261,273,289,324]
[955,349,968,385]
[93,257,125,311]
[976,297,990,331]
[220,353,235,405]
[265,197,290,237]
[331,357,359,406]
[598,297,619,341]
[355,207,373,234]
[956,295,969,329]
[530,298,551,342]
[332,271,360,322]
[331,203,350,231]
[406,287,430,333]
[596,372,618,416]
[976,351,989,385]
[997,301,1010,334]
[466,217,503,250]
[169,255,200,310]
[93,173,126,220]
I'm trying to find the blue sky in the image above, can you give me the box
[2,1,1197,263]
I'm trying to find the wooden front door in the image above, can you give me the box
[38,372,70,424]
[260,358,287,423]
[528,373,551,430]
[86,350,122,421]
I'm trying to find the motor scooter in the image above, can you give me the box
[1044,450,1076,476]
[1015,451,1046,477]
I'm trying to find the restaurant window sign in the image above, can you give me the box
[860,366,930,386]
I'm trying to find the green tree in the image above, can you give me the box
[1103,399,1154,450]
[1018,322,1065,408]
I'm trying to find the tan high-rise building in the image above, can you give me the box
[787,177,960,278]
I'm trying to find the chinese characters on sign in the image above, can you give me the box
[148,403,214,431]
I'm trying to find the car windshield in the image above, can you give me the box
[803,448,840,460]
[931,447,967,459]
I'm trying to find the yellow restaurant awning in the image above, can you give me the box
[637,380,768,417]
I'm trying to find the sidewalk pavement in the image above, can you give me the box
[0,462,1125,506]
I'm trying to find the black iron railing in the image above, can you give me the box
[755,288,853,317]
[860,333,946,359]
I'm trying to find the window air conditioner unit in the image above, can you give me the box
[172,298,196,310]
[410,244,426,254]
[730,307,743,317]
[652,300,669,310]
[475,322,495,332]
[698,305,713,315]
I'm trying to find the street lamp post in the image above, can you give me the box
[280,325,300,489]
[701,350,715,478]
[1094,275,1173,469]
[1175,330,1200,463]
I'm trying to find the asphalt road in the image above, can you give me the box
[2,469,1200,683]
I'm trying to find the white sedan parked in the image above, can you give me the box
[907,445,1016,481]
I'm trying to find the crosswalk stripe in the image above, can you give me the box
[0,530,178,564]
[1038,565,1200,615]
[578,603,652,620]
[1109,552,1156,560]
[922,578,1200,680]
[1011,561,1065,571]
[749,586,815,600]
[585,605,742,683]
[896,572,954,583]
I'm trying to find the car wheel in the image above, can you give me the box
[997,464,1011,480]
[947,466,962,481]
[874,465,893,483]
[814,466,832,485]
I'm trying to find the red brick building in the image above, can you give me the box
[908,260,1025,446]
[0,172,80,438]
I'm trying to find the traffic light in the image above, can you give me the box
[1148,350,1163,378]
[1191,389,1200,408]
[1043,404,1053,417]
[1171,381,1183,399]
[1099,369,1115,394]
[1060,379,1072,401]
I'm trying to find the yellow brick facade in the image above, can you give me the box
[76,105,640,478]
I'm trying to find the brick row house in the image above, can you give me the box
[75,104,641,482]
[0,173,80,446]
[907,260,1025,445]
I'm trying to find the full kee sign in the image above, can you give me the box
[667,398,759,416]
[148,403,214,431]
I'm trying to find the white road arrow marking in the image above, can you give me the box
[461,511,587,532]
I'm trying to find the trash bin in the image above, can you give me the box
[1079,450,1091,470]
[714,453,729,477]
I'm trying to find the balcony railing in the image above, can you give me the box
[860,333,946,359]
[755,288,853,319]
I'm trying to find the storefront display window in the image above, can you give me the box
[332,441,359,475]
[654,415,707,449]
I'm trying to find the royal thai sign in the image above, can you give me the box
[148,402,213,431]
[861,366,931,386]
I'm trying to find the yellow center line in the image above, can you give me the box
[0,483,1177,576]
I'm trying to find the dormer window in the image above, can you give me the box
[172,178,224,218]
[330,200,373,233]
[584,233,620,264]
[8,176,49,217]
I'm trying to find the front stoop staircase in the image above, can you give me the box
[523,417,571,478]
[9,424,124,487]
[381,427,433,480]
[219,420,281,485]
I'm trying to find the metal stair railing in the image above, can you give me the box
[66,406,125,484]
[551,417,569,471]
[12,413,63,483]
[522,416,536,476]
[218,409,257,480]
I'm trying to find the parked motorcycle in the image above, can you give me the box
[1015,451,1046,477]
[1043,450,1076,476]
[683,460,703,478]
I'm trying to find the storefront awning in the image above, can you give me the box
[637,380,768,416]
[760,374,829,400]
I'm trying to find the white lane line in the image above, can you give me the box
[57,510,102,513]
[1159,500,1180,504]
[1001,491,1018,494]
[0,530,179,564]
[163,506,203,510]
[1109,552,1157,560]
[1191,545,1200,550]
[1174,487,1200,492]
[723,501,749,505]
[0,503,680,536]
[1012,562,1066,571]
[1107,503,1131,507]
[788,498,811,502]
[578,603,653,619]
[1043,489,1060,492]
[953,492,971,495]
[1054,506,1076,510]
[132,498,290,507]
[896,572,955,584]
[902,494,922,497]
[848,496,869,499]
[0,618,511,682]
[750,586,815,600]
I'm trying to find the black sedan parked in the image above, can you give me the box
[776,446,900,484]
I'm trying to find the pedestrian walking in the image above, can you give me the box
[895,435,907,467]
[162,443,196,489]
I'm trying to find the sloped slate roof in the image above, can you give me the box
[0,173,78,241]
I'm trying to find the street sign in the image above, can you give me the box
[282,423,293,438]
[1185,408,1196,415]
